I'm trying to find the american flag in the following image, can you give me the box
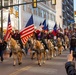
[20,15,34,44]
[4,13,12,41]
[52,23,58,36]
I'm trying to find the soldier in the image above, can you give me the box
[12,30,23,49]
[0,38,7,62]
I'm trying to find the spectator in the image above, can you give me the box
[65,53,76,75]
[70,34,76,58]
[0,38,7,62]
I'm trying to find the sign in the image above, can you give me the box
[74,11,76,16]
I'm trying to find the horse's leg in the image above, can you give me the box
[12,53,17,66]
[46,49,49,60]
[37,50,41,66]
[54,48,57,57]
[43,50,46,63]
[37,53,39,65]
[37,52,42,66]
[51,48,54,58]
[58,47,62,55]
[39,52,42,66]
[49,49,52,59]
[17,52,22,65]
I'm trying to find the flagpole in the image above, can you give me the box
[1,0,3,39]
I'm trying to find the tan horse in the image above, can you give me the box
[64,35,69,50]
[34,39,46,66]
[57,37,63,55]
[8,38,24,66]
[29,37,46,66]
[47,40,57,59]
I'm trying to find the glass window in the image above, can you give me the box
[23,5,26,11]
[46,12,49,19]
[4,0,8,6]
[38,8,40,16]
[52,14,54,21]
[53,15,55,21]
[26,5,32,13]
[43,10,46,18]
[10,0,13,5]
[33,8,38,15]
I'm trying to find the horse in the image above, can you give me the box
[47,39,57,59]
[29,37,46,66]
[57,37,63,55]
[33,39,46,66]
[64,35,70,50]
[7,38,24,66]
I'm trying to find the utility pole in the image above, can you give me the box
[1,0,3,39]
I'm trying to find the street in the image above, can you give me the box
[0,50,70,75]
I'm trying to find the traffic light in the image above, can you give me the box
[51,0,56,5]
[32,0,37,8]
[10,7,13,14]
[15,11,18,18]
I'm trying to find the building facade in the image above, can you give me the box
[56,0,74,28]
[0,0,19,30]
[21,0,56,30]
[0,0,56,31]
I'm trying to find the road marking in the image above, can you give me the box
[9,66,31,75]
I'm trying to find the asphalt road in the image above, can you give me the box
[0,50,70,75]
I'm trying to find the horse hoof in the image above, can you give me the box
[50,58,52,60]
[13,65,15,66]
[38,63,41,66]
[18,62,22,65]
[31,58,33,60]
[47,58,49,60]
[39,63,41,66]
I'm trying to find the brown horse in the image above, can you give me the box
[47,39,57,59]
[34,39,46,66]
[57,37,63,55]
[29,37,46,66]
[64,35,69,50]
[7,38,24,66]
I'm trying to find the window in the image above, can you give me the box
[46,12,49,19]
[43,10,46,18]
[33,8,38,15]
[23,5,26,11]
[4,0,8,6]
[10,0,13,5]
[38,8,40,16]
[50,14,52,20]
[26,5,32,13]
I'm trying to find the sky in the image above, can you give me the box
[74,0,76,10]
